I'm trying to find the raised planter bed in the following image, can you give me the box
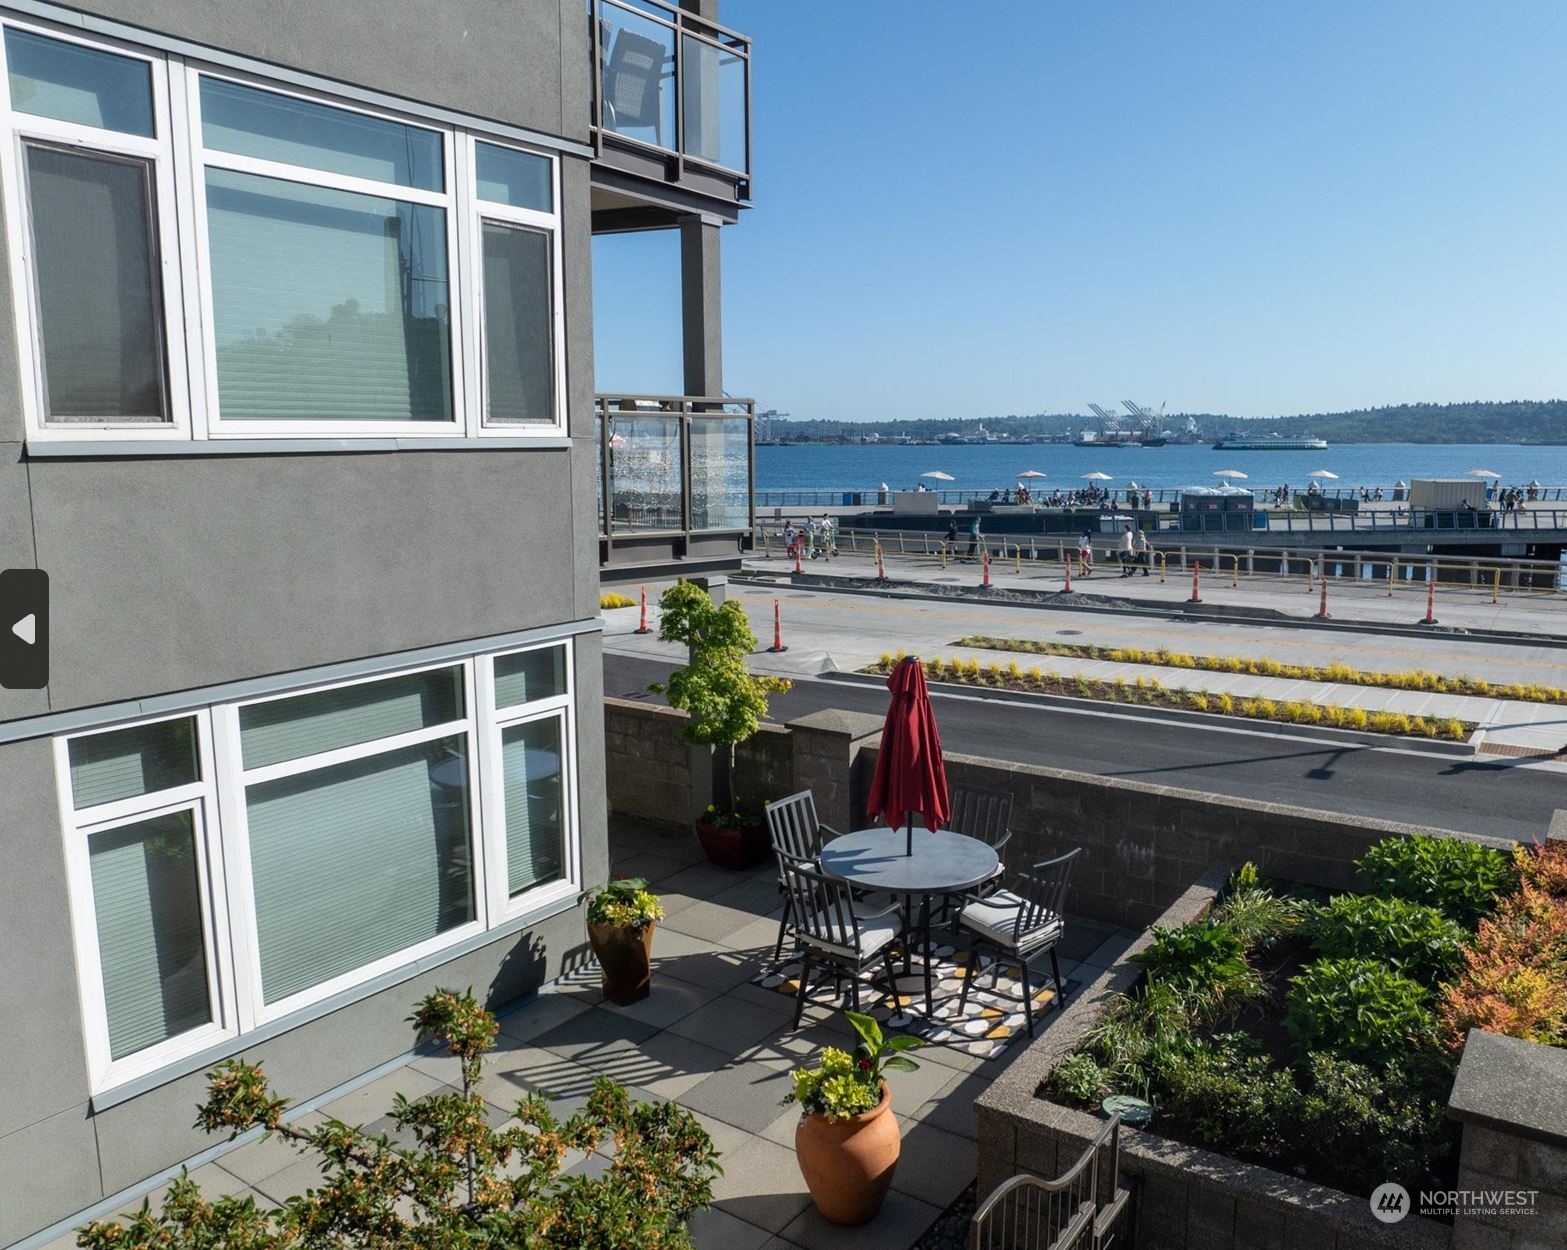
[975,868,1453,1250]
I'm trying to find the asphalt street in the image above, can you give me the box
[604,652,1562,841]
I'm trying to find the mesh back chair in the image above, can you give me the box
[955,848,1080,1036]
[602,28,667,144]
[778,851,902,1027]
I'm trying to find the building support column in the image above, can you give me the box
[680,212,723,398]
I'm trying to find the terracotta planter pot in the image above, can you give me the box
[694,818,772,870]
[794,1083,901,1225]
[587,921,655,1005]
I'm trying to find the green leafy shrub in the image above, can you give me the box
[1296,1054,1455,1194]
[1358,834,1516,927]
[1310,894,1468,983]
[79,990,720,1250]
[583,877,664,930]
[1284,958,1436,1066]
[1051,1052,1106,1105]
[1156,1041,1299,1159]
[1133,920,1263,1020]
[1213,864,1305,952]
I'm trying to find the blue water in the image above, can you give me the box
[756,442,1567,495]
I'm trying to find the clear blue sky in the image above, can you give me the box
[592,1,1567,422]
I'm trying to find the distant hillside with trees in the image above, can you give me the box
[764,400,1567,444]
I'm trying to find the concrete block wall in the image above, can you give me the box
[603,698,695,826]
[934,750,1511,929]
[1448,1031,1567,1247]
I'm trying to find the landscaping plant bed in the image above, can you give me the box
[1040,836,1567,1205]
[865,654,1474,742]
[955,634,1567,706]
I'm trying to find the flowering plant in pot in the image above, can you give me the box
[582,877,664,1005]
[652,580,791,869]
[784,1010,924,1225]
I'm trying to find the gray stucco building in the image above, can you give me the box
[0,1,751,1243]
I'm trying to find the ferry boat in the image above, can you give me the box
[1212,435,1328,451]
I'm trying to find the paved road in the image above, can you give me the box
[605,653,1561,841]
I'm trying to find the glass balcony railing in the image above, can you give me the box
[595,394,754,543]
[590,0,751,190]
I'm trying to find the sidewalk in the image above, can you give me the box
[751,546,1567,641]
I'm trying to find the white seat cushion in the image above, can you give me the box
[800,916,899,960]
[959,891,1062,951]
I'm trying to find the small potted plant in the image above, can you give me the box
[784,1010,923,1225]
[582,877,664,1005]
[652,581,791,869]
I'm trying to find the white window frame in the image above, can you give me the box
[54,713,237,1092]
[0,16,570,447]
[184,65,464,440]
[0,18,194,443]
[463,135,568,436]
[58,646,583,1095]
[476,640,580,923]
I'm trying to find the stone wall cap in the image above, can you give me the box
[1448,1029,1567,1144]
[786,708,885,739]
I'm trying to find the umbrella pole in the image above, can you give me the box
[906,813,914,857]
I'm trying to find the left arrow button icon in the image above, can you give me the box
[12,613,35,645]
[0,570,48,688]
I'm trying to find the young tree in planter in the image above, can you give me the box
[79,990,720,1250]
[652,581,791,868]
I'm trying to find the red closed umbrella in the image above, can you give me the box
[866,656,951,855]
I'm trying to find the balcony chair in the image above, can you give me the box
[601,28,668,145]
[945,782,1014,898]
[954,848,1080,1037]
[778,851,902,1028]
[765,790,890,962]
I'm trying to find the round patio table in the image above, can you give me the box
[819,826,999,1017]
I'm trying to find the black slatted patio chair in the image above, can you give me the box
[765,790,891,962]
[954,848,1080,1037]
[778,850,903,1027]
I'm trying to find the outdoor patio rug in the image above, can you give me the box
[752,944,1078,1060]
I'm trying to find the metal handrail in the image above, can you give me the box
[971,1115,1125,1250]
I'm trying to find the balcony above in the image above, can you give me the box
[590,0,751,228]
[596,393,755,578]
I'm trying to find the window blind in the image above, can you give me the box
[493,647,564,709]
[89,811,212,1059]
[69,717,198,809]
[204,168,452,422]
[245,737,474,1004]
[239,667,462,770]
[503,718,564,897]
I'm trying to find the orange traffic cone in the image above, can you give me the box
[634,586,652,635]
[1189,562,1203,604]
[767,598,788,652]
[1315,572,1331,620]
[1419,576,1437,626]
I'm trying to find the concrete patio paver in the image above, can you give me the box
[78,816,1132,1250]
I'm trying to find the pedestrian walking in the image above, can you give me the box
[966,516,981,562]
[1118,524,1134,576]
[783,521,797,559]
[805,517,819,560]
[819,513,834,559]
[1133,527,1151,575]
[945,517,958,557]
[1077,528,1094,575]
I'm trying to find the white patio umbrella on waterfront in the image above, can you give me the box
[1082,471,1113,481]
[1307,469,1338,480]
[1467,469,1501,479]
[1214,469,1248,480]
[921,470,956,482]
[1016,469,1047,480]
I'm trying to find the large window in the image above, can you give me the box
[59,643,579,1093]
[0,20,565,443]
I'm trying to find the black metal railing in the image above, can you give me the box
[590,0,751,193]
[596,393,754,547]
